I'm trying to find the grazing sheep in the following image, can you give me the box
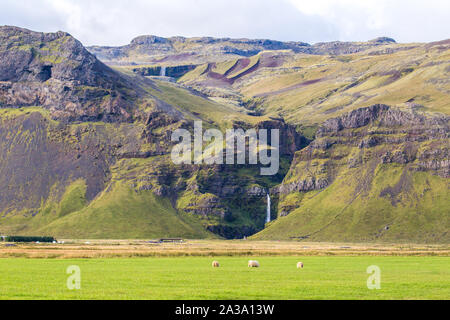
[297,262,304,269]
[212,261,220,268]
[248,260,260,268]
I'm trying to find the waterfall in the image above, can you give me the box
[160,66,166,77]
[266,193,271,223]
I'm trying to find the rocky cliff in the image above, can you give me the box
[256,105,449,242]
[0,26,137,122]
[0,27,307,239]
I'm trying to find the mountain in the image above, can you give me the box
[87,35,311,65]
[0,26,448,242]
[87,35,397,66]
[0,26,298,239]
[255,105,449,242]
[92,35,449,129]
[177,40,449,127]
[0,26,140,122]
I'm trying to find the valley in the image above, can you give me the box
[0,26,448,242]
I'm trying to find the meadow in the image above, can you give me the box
[0,241,449,300]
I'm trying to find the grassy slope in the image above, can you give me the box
[147,80,269,127]
[179,43,449,126]
[227,55,260,79]
[0,256,448,299]
[243,46,449,125]
[35,181,212,239]
[1,176,213,239]
[212,59,238,74]
[253,165,449,243]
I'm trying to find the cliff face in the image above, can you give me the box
[0,26,136,122]
[311,37,396,55]
[88,35,312,64]
[257,105,449,242]
[317,104,449,178]
[277,104,448,195]
[132,65,197,79]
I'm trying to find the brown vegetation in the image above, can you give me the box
[0,240,448,259]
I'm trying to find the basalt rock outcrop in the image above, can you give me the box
[231,117,307,157]
[273,104,449,218]
[0,26,136,122]
[118,158,284,239]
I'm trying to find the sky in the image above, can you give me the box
[0,0,449,46]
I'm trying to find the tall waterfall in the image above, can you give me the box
[266,193,271,223]
[160,66,166,77]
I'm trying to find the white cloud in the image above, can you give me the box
[0,0,449,46]
[289,0,450,42]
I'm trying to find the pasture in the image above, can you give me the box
[0,251,448,299]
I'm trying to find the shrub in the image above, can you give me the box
[5,236,56,243]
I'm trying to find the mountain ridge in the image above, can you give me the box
[87,33,401,65]
[0,26,448,242]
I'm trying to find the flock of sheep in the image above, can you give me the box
[211,260,304,268]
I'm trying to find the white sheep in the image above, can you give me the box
[212,261,220,268]
[248,260,260,268]
[297,262,304,269]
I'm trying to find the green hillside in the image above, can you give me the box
[35,181,213,239]
[254,166,449,243]
[253,105,449,242]
[0,26,448,242]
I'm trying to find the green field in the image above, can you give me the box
[0,256,448,299]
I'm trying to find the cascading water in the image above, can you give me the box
[266,193,271,224]
[160,66,166,77]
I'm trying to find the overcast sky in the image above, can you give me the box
[1,0,449,46]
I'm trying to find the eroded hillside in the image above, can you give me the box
[0,26,448,242]
[255,105,449,242]
[0,27,299,239]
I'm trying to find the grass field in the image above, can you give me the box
[0,256,448,299]
[0,240,449,300]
